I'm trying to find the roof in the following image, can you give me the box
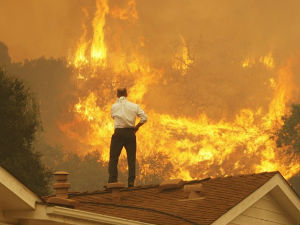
[0,166,41,210]
[49,171,278,225]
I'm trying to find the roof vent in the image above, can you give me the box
[159,179,184,191]
[183,183,205,200]
[52,171,70,198]
[47,171,78,208]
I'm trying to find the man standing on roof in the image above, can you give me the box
[108,88,148,187]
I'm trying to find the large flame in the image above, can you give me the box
[61,0,299,183]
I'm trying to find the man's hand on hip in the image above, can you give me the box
[134,122,144,133]
[134,126,139,133]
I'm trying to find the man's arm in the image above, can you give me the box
[111,104,115,119]
[134,122,144,133]
[135,105,147,133]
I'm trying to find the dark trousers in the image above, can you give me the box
[108,128,136,184]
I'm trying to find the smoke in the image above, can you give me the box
[137,0,299,60]
[137,0,300,119]
[0,0,299,191]
[0,42,11,66]
[0,0,298,145]
[0,0,95,61]
[0,51,76,148]
[0,0,298,134]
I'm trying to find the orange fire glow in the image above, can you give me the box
[172,35,193,75]
[60,0,299,183]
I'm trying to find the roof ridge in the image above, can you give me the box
[63,172,280,197]
[184,177,211,185]
[212,171,279,179]
[68,184,160,197]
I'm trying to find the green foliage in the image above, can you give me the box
[276,104,300,153]
[7,56,77,149]
[0,69,51,196]
[61,150,108,191]
[37,139,108,192]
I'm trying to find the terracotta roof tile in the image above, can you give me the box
[47,171,279,225]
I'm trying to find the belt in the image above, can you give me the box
[115,127,134,130]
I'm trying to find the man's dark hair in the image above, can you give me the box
[117,88,127,97]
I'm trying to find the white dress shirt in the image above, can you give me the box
[111,96,148,128]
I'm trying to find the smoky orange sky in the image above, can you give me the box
[0,0,299,62]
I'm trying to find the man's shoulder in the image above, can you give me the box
[111,102,120,110]
[126,100,140,110]
[126,100,138,106]
[111,98,139,109]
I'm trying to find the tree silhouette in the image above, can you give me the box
[276,104,300,153]
[0,69,51,196]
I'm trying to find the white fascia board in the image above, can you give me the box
[211,173,300,225]
[46,206,156,225]
[269,174,300,220]
[4,204,155,225]
[278,173,300,208]
[0,167,41,210]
